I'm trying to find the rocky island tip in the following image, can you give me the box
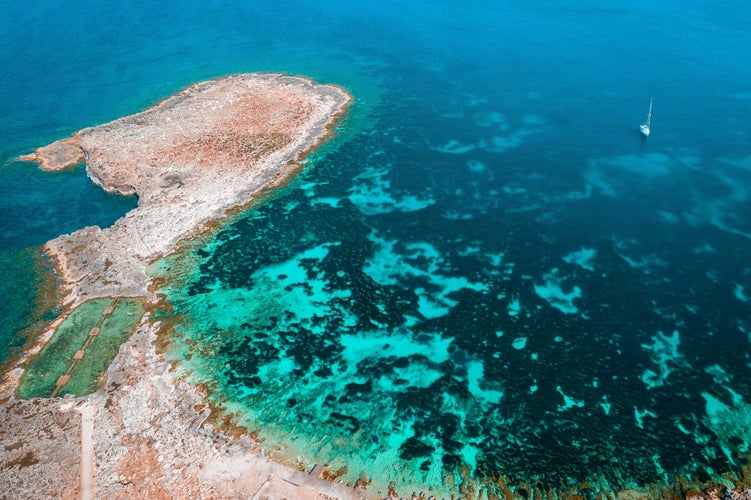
[19,73,351,307]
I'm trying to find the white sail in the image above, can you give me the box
[640,98,652,137]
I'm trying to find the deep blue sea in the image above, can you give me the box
[3,0,751,496]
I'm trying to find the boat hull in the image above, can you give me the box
[640,124,650,137]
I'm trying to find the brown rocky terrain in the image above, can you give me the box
[19,73,350,307]
[0,74,379,499]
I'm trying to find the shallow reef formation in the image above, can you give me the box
[3,71,751,499]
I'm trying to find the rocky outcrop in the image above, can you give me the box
[19,73,350,307]
[2,74,360,499]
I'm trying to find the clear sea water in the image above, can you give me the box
[3,0,751,496]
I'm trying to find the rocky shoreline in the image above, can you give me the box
[0,73,379,499]
[19,73,351,307]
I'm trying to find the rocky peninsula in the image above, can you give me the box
[0,74,384,499]
[19,73,349,307]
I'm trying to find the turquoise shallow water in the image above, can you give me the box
[4,0,751,496]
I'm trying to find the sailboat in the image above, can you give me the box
[640,98,652,137]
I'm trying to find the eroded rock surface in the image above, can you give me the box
[20,73,350,306]
[1,317,364,499]
[0,398,81,499]
[2,74,361,499]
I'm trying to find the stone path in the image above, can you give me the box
[78,403,97,500]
